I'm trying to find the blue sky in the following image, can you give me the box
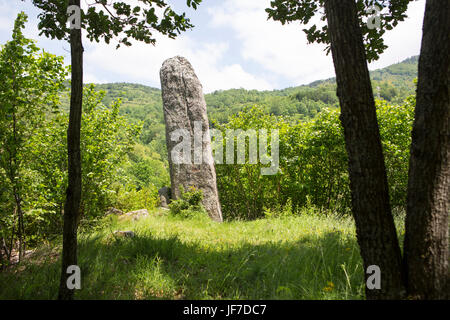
[0,0,425,93]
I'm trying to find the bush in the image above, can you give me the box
[216,97,414,220]
[280,108,350,214]
[111,184,158,213]
[215,106,284,220]
[169,186,206,218]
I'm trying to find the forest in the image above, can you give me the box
[0,0,448,303]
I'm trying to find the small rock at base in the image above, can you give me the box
[114,231,135,238]
[124,209,149,221]
[106,207,123,216]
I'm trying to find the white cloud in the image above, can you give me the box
[208,0,335,86]
[0,16,11,33]
[209,0,426,86]
[0,0,426,92]
[1,0,269,93]
[202,63,272,92]
[84,72,108,84]
[0,2,17,33]
[369,0,425,70]
[83,33,270,93]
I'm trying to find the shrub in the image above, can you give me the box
[216,97,414,220]
[169,186,206,218]
[112,184,158,213]
[215,106,284,220]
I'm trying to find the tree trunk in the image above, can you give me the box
[58,0,83,301]
[404,0,449,300]
[13,194,25,262]
[324,0,406,299]
[0,237,6,269]
[8,109,25,263]
[8,210,16,262]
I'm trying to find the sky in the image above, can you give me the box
[0,0,426,93]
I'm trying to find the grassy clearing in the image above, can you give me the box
[0,209,405,300]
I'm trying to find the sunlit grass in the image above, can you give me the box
[0,209,376,300]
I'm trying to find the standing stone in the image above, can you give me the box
[160,56,223,222]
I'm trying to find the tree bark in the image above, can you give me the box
[58,0,83,300]
[0,237,6,269]
[404,0,450,300]
[13,193,25,262]
[9,74,25,263]
[324,0,406,299]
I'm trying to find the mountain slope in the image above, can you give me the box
[99,55,417,121]
[59,55,418,144]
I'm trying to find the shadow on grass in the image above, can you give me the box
[0,228,364,300]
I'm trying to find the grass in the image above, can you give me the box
[0,208,405,300]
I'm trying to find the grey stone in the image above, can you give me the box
[105,207,123,216]
[160,56,223,222]
[114,231,135,238]
[158,186,171,208]
[124,209,149,221]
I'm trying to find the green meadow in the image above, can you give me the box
[0,209,406,300]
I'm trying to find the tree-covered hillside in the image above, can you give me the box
[20,54,418,244]
[54,57,419,222]
[57,57,420,206]
[370,56,419,89]
[64,55,418,130]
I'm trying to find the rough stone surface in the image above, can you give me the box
[158,186,171,208]
[114,231,135,238]
[124,209,149,221]
[105,207,124,216]
[160,56,223,222]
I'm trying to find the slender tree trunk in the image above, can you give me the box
[404,0,450,300]
[58,0,83,300]
[13,193,25,262]
[8,209,16,262]
[0,236,5,269]
[324,0,406,299]
[9,105,25,262]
